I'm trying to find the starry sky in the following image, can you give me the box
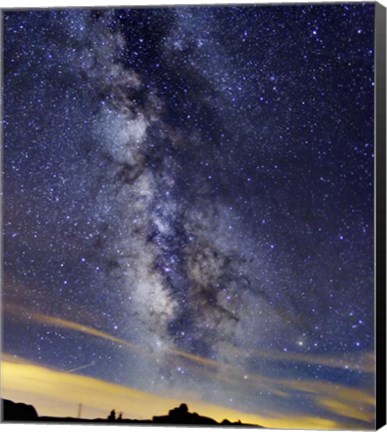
[2,2,376,429]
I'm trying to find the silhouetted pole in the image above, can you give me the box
[78,403,82,419]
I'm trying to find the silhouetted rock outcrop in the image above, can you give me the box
[2,399,38,421]
[107,409,116,421]
[153,403,217,425]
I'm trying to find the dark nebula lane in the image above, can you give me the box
[3,3,375,428]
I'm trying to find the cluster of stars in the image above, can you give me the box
[2,3,376,428]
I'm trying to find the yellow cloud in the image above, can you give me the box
[1,358,345,429]
[276,377,375,426]
[280,378,375,406]
[317,398,374,423]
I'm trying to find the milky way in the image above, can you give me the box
[3,3,376,428]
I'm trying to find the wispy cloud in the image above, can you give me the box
[217,341,375,373]
[5,303,222,369]
[254,349,375,373]
[3,304,375,429]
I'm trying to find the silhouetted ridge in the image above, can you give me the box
[2,398,261,427]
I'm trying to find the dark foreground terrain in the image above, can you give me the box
[2,399,261,427]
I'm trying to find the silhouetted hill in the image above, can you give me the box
[2,399,262,427]
[2,399,38,421]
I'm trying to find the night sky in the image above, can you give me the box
[2,2,376,429]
